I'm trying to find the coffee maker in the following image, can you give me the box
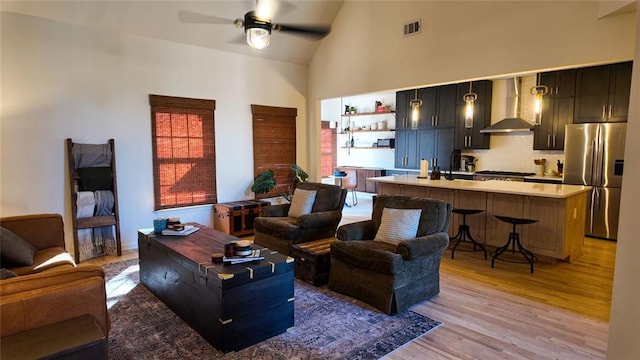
[461,155,476,172]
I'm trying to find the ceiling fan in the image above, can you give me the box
[178,0,332,50]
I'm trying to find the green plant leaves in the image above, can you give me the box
[251,169,276,194]
[291,164,309,183]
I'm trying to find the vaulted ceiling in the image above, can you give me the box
[1,0,345,64]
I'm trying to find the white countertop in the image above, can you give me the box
[524,174,563,182]
[370,175,590,198]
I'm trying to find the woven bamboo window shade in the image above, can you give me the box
[149,95,217,210]
[251,105,297,200]
[320,121,337,178]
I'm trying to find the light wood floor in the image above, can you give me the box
[87,192,615,359]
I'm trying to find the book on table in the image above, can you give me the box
[223,249,264,264]
[161,225,199,236]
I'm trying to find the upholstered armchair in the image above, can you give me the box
[329,195,452,315]
[0,214,110,338]
[254,182,347,256]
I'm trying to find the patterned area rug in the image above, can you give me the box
[104,259,441,359]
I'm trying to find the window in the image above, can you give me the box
[320,121,336,177]
[149,95,217,210]
[252,105,297,199]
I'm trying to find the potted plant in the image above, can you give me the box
[251,164,309,202]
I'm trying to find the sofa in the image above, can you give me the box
[329,195,452,314]
[0,214,110,339]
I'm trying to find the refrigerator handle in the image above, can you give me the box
[600,139,607,186]
[589,189,597,234]
[591,140,598,185]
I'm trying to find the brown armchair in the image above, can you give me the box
[329,195,452,314]
[254,182,347,255]
[0,214,110,338]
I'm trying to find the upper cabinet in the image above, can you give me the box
[533,69,576,150]
[396,85,457,130]
[421,84,457,129]
[574,61,632,123]
[454,80,493,150]
[395,90,411,129]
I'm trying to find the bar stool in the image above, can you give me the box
[450,209,487,259]
[491,215,538,273]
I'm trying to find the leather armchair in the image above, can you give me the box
[0,214,110,338]
[329,195,452,314]
[254,182,347,255]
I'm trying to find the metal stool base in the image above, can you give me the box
[450,224,487,260]
[450,209,487,260]
[491,225,537,273]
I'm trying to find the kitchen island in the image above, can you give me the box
[371,175,591,262]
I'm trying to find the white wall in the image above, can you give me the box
[608,3,640,358]
[321,92,396,170]
[311,1,635,99]
[308,1,635,175]
[0,11,308,251]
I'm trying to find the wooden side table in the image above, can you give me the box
[214,200,270,236]
[290,238,336,286]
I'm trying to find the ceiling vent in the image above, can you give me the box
[403,19,421,36]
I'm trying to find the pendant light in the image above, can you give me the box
[530,73,548,126]
[409,89,422,130]
[462,82,478,128]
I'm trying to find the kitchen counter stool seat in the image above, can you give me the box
[450,208,487,259]
[491,215,538,273]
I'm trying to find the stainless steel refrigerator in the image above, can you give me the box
[564,123,626,240]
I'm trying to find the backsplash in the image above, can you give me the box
[466,76,565,175]
[465,133,564,174]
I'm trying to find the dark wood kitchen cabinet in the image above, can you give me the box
[394,129,419,169]
[533,69,576,150]
[395,89,412,129]
[395,128,454,170]
[395,85,457,170]
[574,61,632,123]
[417,128,454,171]
[420,84,457,129]
[454,80,493,150]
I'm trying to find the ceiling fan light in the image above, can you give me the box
[247,27,271,49]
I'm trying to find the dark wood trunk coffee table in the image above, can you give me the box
[137,223,294,353]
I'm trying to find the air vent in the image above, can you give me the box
[403,19,421,36]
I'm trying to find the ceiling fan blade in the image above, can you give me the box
[274,24,331,39]
[229,34,247,46]
[178,10,234,25]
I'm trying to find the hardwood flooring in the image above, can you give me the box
[87,192,615,359]
[387,236,614,360]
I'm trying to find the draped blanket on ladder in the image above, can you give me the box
[73,143,117,262]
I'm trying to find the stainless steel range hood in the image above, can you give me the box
[480,77,534,133]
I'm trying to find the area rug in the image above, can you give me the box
[104,259,441,359]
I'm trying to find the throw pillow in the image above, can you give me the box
[0,268,18,279]
[288,189,317,218]
[0,226,37,266]
[374,208,422,246]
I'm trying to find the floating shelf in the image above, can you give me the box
[341,111,395,117]
[340,146,394,149]
[339,129,395,134]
